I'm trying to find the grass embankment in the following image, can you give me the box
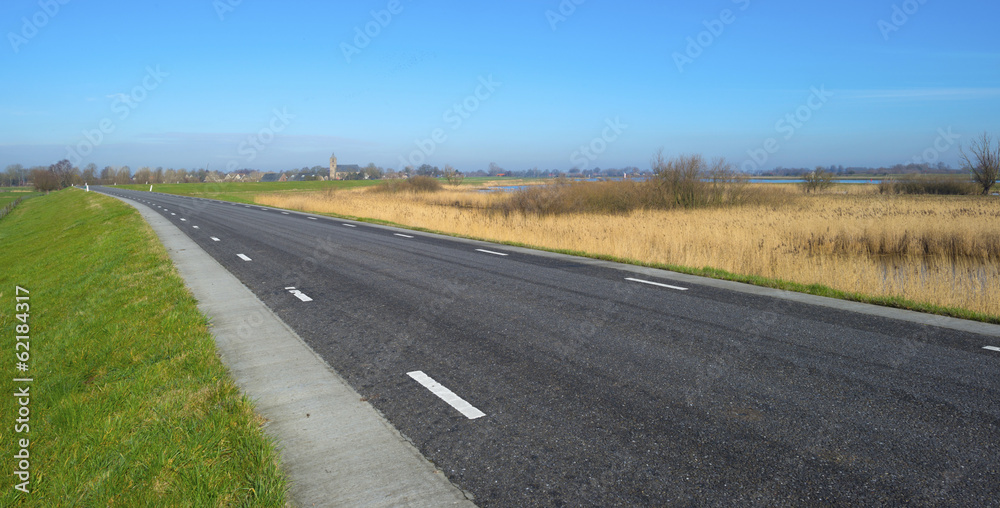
[256,180,1000,321]
[0,190,287,505]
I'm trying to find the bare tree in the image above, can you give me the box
[3,164,23,187]
[134,166,152,184]
[960,132,999,195]
[443,164,464,185]
[49,159,75,188]
[81,163,97,185]
[801,167,834,193]
[31,168,60,191]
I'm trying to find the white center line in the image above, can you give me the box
[210,237,220,242]
[307,217,317,220]
[237,254,252,261]
[984,346,1000,352]
[625,277,688,291]
[394,233,414,238]
[342,224,357,228]
[476,249,509,256]
[407,371,485,420]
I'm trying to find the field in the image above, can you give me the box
[0,189,287,505]
[116,179,383,203]
[252,180,999,320]
[0,188,40,208]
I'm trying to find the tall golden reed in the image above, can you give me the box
[256,184,1000,317]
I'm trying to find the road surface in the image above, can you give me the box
[96,186,1000,506]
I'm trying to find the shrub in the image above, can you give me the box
[371,175,443,193]
[895,176,976,195]
[877,178,897,195]
[492,152,771,216]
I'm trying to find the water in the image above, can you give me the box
[482,178,886,191]
[749,178,884,184]
[480,185,534,192]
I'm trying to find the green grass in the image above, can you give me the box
[0,189,288,506]
[0,190,41,208]
[117,180,381,203]
[116,178,522,202]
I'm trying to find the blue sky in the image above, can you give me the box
[2,0,997,173]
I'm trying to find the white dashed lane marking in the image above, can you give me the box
[394,233,414,238]
[210,237,220,242]
[284,287,313,302]
[407,371,485,420]
[476,249,508,256]
[237,254,252,261]
[984,346,1000,353]
[342,224,356,228]
[625,277,688,291]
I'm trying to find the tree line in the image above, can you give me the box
[2,161,224,190]
[7,132,997,194]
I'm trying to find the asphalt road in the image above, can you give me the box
[95,186,1000,507]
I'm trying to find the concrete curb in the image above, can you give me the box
[108,194,476,507]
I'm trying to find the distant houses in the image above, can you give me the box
[259,173,286,183]
[257,171,352,182]
[333,164,361,180]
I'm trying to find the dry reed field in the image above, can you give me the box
[256,182,1000,318]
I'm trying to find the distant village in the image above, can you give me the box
[1,150,968,188]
